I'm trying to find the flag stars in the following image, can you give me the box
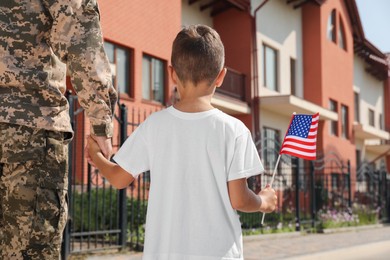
[287,115,312,138]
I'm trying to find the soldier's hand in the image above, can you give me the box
[84,135,112,167]
[85,136,99,167]
[91,135,113,159]
[87,136,101,156]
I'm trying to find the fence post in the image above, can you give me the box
[377,170,382,220]
[310,161,316,229]
[61,92,74,259]
[347,160,352,208]
[118,104,128,249]
[386,174,390,223]
[295,158,300,231]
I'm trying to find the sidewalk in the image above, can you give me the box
[85,224,390,260]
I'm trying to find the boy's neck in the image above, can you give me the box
[174,81,216,113]
[173,97,214,113]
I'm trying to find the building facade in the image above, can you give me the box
[251,0,390,205]
[67,0,390,189]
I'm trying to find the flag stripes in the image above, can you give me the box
[279,113,319,160]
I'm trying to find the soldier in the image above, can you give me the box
[0,0,117,259]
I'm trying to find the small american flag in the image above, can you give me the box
[279,113,319,160]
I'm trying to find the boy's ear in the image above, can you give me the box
[169,65,178,85]
[215,68,227,88]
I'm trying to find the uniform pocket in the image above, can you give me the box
[0,124,46,164]
[30,188,68,247]
[42,131,71,190]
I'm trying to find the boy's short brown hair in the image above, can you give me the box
[171,24,225,86]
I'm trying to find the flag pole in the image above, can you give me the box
[261,154,281,225]
[261,112,295,225]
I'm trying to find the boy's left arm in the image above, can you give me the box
[88,137,134,189]
[228,178,277,213]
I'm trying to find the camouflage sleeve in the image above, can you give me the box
[43,0,117,137]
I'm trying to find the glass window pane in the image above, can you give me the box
[263,127,280,170]
[332,174,338,190]
[264,45,277,91]
[290,58,296,95]
[354,92,359,122]
[338,16,346,50]
[116,47,129,94]
[368,109,375,127]
[153,59,164,103]
[327,10,336,42]
[142,56,151,100]
[329,99,338,136]
[341,105,348,139]
[104,42,115,63]
[338,27,345,49]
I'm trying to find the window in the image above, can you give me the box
[327,10,336,43]
[104,42,131,95]
[356,150,361,169]
[143,171,151,184]
[331,174,338,190]
[290,58,296,96]
[142,55,165,103]
[379,114,383,130]
[327,10,347,50]
[343,174,349,190]
[338,16,347,50]
[368,109,375,127]
[354,92,360,122]
[329,99,338,136]
[341,105,349,139]
[263,127,280,170]
[263,44,278,91]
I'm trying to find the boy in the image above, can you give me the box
[88,24,277,260]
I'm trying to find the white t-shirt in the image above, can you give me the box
[114,106,264,260]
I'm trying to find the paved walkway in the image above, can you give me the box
[244,224,390,260]
[84,224,390,260]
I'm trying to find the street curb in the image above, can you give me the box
[243,231,303,242]
[243,223,389,242]
[320,223,387,234]
[81,224,389,259]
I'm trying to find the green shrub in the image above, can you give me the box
[71,188,148,240]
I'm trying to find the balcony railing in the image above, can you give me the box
[216,67,246,101]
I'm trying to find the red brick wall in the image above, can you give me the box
[99,0,180,111]
[302,0,355,165]
[69,0,182,183]
[302,0,356,196]
[213,8,254,131]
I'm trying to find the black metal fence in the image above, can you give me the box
[62,94,153,258]
[62,93,390,258]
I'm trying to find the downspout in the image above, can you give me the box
[381,60,390,171]
[251,0,269,144]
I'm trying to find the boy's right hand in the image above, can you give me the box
[88,136,102,155]
[86,136,103,167]
[258,184,277,213]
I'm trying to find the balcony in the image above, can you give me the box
[216,67,246,101]
[354,123,390,154]
[366,139,390,155]
[212,67,250,114]
[353,123,390,140]
[260,95,338,121]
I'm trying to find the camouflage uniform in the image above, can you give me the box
[0,0,117,259]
